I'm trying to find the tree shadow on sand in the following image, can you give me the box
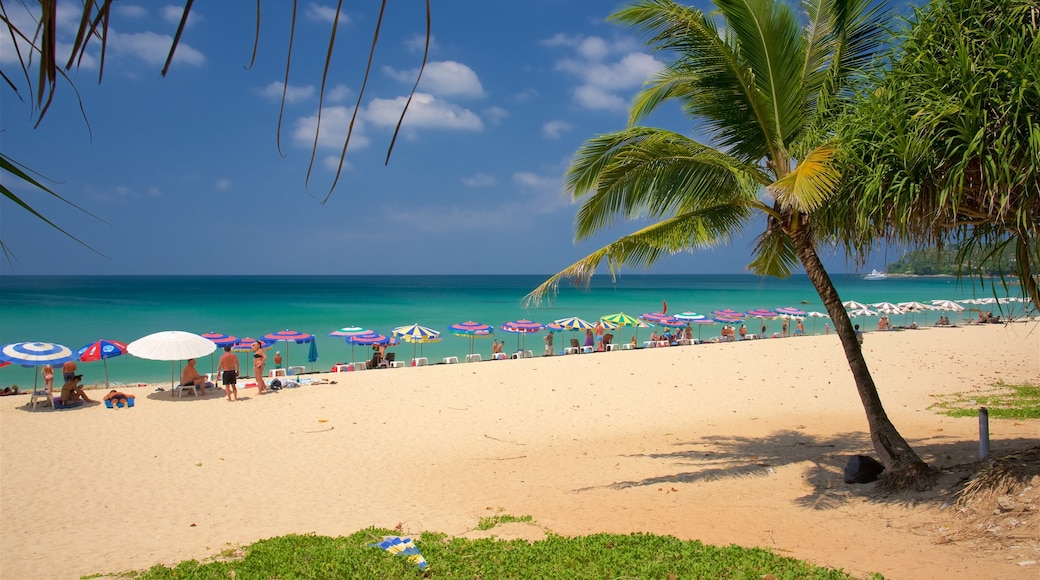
[595,428,1040,511]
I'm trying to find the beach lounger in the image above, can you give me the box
[173,383,198,397]
[442,356,459,364]
[465,353,482,363]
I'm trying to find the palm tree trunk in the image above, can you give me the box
[789,226,932,488]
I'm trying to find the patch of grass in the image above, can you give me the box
[114,527,877,579]
[930,381,1040,419]
[477,513,535,530]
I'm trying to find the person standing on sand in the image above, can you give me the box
[781,319,789,337]
[543,332,554,356]
[252,340,267,394]
[492,339,502,356]
[218,346,239,401]
[584,328,594,347]
[273,351,282,368]
[42,364,54,393]
[61,360,77,382]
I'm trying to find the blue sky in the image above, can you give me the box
[1,1,892,276]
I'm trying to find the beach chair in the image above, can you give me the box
[173,383,198,397]
[29,383,53,411]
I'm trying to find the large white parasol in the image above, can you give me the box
[127,331,216,392]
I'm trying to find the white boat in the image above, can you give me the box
[864,269,888,280]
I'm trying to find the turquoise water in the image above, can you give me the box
[0,274,1009,387]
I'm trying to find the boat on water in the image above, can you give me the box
[864,269,888,280]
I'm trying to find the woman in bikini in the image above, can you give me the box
[252,341,268,395]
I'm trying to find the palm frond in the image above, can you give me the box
[747,218,798,277]
[767,142,840,213]
[567,127,764,241]
[525,205,751,306]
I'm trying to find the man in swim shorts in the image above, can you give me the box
[217,346,239,401]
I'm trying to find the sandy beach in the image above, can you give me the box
[1,322,1038,579]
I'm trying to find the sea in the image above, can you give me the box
[0,274,1021,388]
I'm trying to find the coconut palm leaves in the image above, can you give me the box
[838,0,1040,309]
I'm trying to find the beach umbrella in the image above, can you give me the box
[745,308,776,319]
[392,324,442,360]
[775,306,807,316]
[307,339,319,371]
[201,332,238,374]
[847,307,877,318]
[501,319,545,353]
[640,312,671,325]
[930,299,965,312]
[653,316,687,328]
[842,300,869,310]
[448,321,494,357]
[897,301,933,325]
[330,327,375,362]
[601,312,647,344]
[711,309,745,320]
[263,329,314,369]
[0,341,79,393]
[77,339,127,388]
[805,311,830,333]
[127,331,216,389]
[554,316,596,349]
[232,337,273,378]
[871,302,904,315]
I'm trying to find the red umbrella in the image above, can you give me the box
[78,339,128,388]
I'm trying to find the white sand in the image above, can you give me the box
[1,322,1038,579]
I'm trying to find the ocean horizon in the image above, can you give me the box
[0,273,1024,387]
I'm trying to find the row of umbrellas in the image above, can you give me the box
[4,296,1028,389]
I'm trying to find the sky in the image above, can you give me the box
[1,0,895,276]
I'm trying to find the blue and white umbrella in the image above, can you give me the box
[0,341,79,393]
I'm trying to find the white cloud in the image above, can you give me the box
[542,120,572,139]
[322,154,353,172]
[326,84,351,103]
[257,81,316,104]
[484,106,509,125]
[513,171,570,213]
[306,3,349,26]
[384,60,484,98]
[573,85,627,110]
[114,5,148,19]
[215,178,231,190]
[549,34,663,112]
[109,30,205,67]
[405,33,438,53]
[365,93,483,131]
[293,106,370,151]
[162,5,201,26]
[462,173,496,188]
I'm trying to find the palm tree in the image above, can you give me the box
[837,0,1040,311]
[526,0,932,487]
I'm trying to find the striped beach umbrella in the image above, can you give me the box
[501,319,545,353]
[392,324,442,360]
[711,309,745,320]
[640,312,670,325]
[263,329,314,369]
[0,341,78,366]
[333,328,376,362]
[448,321,494,357]
[202,332,238,374]
[78,339,128,388]
[775,307,807,316]
[0,341,78,393]
[745,308,775,318]
[601,312,641,327]
[201,332,238,347]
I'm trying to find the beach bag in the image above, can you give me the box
[843,455,885,484]
[270,379,282,390]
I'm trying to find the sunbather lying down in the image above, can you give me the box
[104,390,136,406]
[0,386,21,396]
